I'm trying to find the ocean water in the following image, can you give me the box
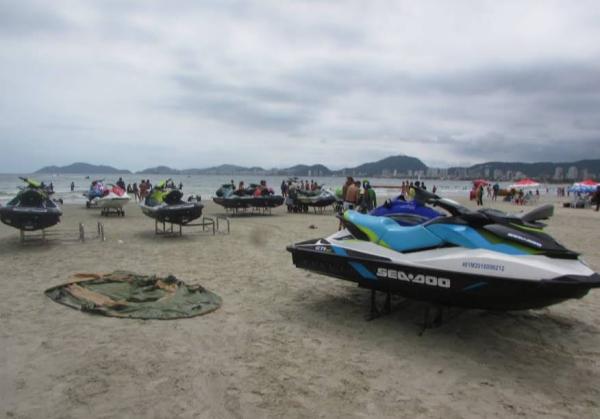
[0,173,560,205]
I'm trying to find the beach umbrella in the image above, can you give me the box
[570,179,599,194]
[508,178,540,189]
[472,179,489,187]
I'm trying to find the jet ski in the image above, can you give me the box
[213,183,284,209]
[288,183,337,212]
[140,179,203,225]
[84,179,106,208]
[287,188,600,311]
[0,177,62,231]
[97,184,130,216]
[370,196,443,226]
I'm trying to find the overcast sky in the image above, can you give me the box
[1,0,599,172]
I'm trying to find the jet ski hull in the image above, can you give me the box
[293,195,337,207]
[213,195,284,209]
[140,203,203,225]
[0,206,62,231]
[287,239,600,311]
[97,196,130,209]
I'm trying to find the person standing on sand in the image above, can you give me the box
[139,180,146,200]
[345,181,359,210]
[362,181,377,211]
[70,181,75,192]
[407,182,417,200]
[280,180,287,197]
[476,184,484,206]
[594,186,600,211]
[341,177,354,206]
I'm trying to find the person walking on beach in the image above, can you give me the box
[70,181,75,192]
[594,186,600,211]
[492,183,499,201]
[476,184,484,206]
[132,182,139,201]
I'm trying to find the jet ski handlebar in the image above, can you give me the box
[413,187,471,217]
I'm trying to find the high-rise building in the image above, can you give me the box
[553,167,564,181]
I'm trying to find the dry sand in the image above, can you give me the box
[1,196,599,418]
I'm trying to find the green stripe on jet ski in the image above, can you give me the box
[479,230,542,255]
[343,211,392,249]
[509,223,544,233]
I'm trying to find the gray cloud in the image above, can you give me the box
[0,1,71,36]
[0,1,599,172]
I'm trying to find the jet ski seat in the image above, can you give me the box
[516,204,554,222]
[341,210,443,252]
[479,204,554,228]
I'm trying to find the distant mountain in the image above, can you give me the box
[137,166,181,175]
[182,164,268,175]
[335,155,427,177]
[35,162,131,174]
[276,164,332,177]
[33,156,600,181]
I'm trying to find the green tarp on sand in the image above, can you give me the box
[45,271,221,319]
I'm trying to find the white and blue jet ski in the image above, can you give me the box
[287,188,600,311]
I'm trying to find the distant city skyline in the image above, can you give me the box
[2,1,600,172]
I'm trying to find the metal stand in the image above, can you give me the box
[100,207,125,217]
[19,222,105,244]
[154,216,230,237]
[366,288,392,321]
[226,206,273,216]
[419,304,444,336]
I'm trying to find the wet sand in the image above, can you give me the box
[1,196,599,418]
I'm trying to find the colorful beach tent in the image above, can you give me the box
[570,179,599,194]
[509,178,540,189]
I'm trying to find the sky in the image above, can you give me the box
[1,0,600,172]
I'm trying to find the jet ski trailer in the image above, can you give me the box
[287,189,600,315]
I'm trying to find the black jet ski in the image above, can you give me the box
[288,182,337,212]
[140,179,203,225]
[213,183,284,209]
[287,188,600,311]
[0,178,62,231]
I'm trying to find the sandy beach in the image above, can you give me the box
[1,195,599,418]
